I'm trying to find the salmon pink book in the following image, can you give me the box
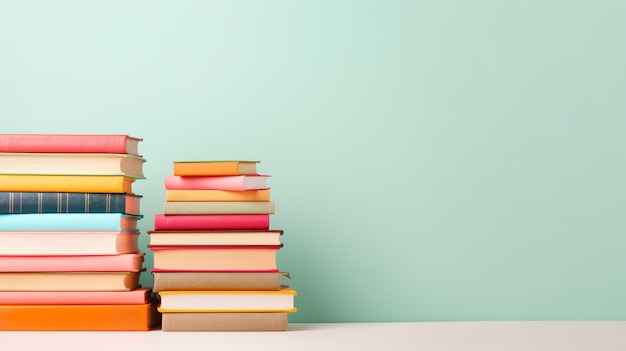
[164,175,270,191]
[0,134,142,156]
[0,287,153,305]
[0,253,144,272]
[154,214,270,231]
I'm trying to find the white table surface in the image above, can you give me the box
[2,321,626,351]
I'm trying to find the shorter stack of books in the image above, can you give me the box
[0,134,159,331]
[150,160,296,331]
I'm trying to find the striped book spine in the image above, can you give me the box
[0,192,141,215]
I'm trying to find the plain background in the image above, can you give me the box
[1,1,625,324]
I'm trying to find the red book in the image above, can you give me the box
[154,214,269,231]
[0,134,142,156]
[164,175,270,191]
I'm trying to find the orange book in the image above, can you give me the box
[166,189,270,202]
[0,287,154,305]
[0,174,135,193]
[0,299,160,331]
[173,160,258,176]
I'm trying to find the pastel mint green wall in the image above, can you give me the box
[2,1,625,323]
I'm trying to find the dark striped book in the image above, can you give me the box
[0,192,141,215]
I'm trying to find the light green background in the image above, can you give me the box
[2,1,625,323]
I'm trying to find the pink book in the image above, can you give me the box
[0,134,142,156]
[0,253,144,272]
[0,288,153,305]
[164,175,270,191]
[154,214,270,231]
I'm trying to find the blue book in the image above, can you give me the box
[0,213,142,231]
[0,192,142,215]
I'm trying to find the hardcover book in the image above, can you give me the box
[0,192,142,215]
[153,214,269,231]
[151,246,280,272]
[0,253,145,272]
[165,189,270,202]
[0,174,135,193]
[163,201,275,215]
[152,271,288,292]
[0,153,145,178]
[0,213,141,231]
[160,312,288,332]
[0,231,140,255]
[173,160,259,176]
[0,271,141,291]
[0,134,142,156]
[0,287,154,305]
[148,229,283,246]
[164,175,270,191]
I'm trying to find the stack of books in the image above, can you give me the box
[0,134,160,331]
[149,160,296,331]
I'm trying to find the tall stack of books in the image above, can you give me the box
[149,160,296,331]
[0,134,160,331]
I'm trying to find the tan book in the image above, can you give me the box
[152,271,289,292]
[166,189,270,202]
[161,312,288,331]
[152,247,280,271]
[0,272,141,291]
[163,201,275,215]
[148,230,283,246]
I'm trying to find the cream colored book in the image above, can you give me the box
[163,201,275,215]
[148,230,283,246]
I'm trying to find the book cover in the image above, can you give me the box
[164,175,270,191]
[0,192,142,215]
[0,231,140,255]
[0,174,135,193]
[166,189,270,202]
[0,213,141,231]
[0,253,145,272]
[0,134,142,156]
[0,272,142,291]
[0,299,160,331]
[173,160,259,176]
[152,271,288,292]
[163,201,275,215]
[157,286,297,312]
[0,287,154,305]
[148,229,283,246]
[153,214,269,231]
[151,246,280,272]
[161,312,288,332]
[0,153,145,179]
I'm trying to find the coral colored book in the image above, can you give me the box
[0,253,144,272]
[0,174,135,193]
[164,175,270,191]
[0,153,145,179]
[0,231,140,255]
[0,192,141,215]
[0,134,142,156]
[166,189,270,202]
[0,271,141,291]
[0,213,141,231]
[148,229,283,247]
[0,299,160,331]
[161,312,288,332]
[0,287,154,305]
[173,160,259,176]
[152,271,288,292]
[154,214,269,231]
[163,201,275,215]
[151,246,280,272]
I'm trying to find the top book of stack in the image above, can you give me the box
[173,161,259,176]
[0,134,143,157]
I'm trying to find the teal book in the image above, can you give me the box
[0,213,141,231]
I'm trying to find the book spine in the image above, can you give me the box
[154,214,269,230]
[0,192,135,214]
[0,175,134,193]
[0,134,134,154]
[0,213,138,231]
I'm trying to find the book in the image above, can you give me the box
[0,271,141,291]
[0,231,140,255]
[0,253,145,272]
[0,213,141,231]
[166,189,270,202]
[152,246,280,272]
[173,160,259,176]
[152,271,289,292]
[163,201,275,215]
[164,175,270,191]
[154,214,269,231]
[0,134,142,156]
[157,286,297,312]
[0,174,135,193]
[0,153,146,178]
[148,229,283,246]
[160,312,288,331]
[0,299,160,331]
[0,287,154,305]
[0,192,141,215]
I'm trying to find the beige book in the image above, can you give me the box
[161,312,288,332]
[152,271,289,292]
[163,201,275,215]
[0,272,141,291]
[152,247,279,271]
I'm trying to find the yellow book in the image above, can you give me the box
[0,175,135,193]
[173,160,258,176]
[166,189,270,202]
